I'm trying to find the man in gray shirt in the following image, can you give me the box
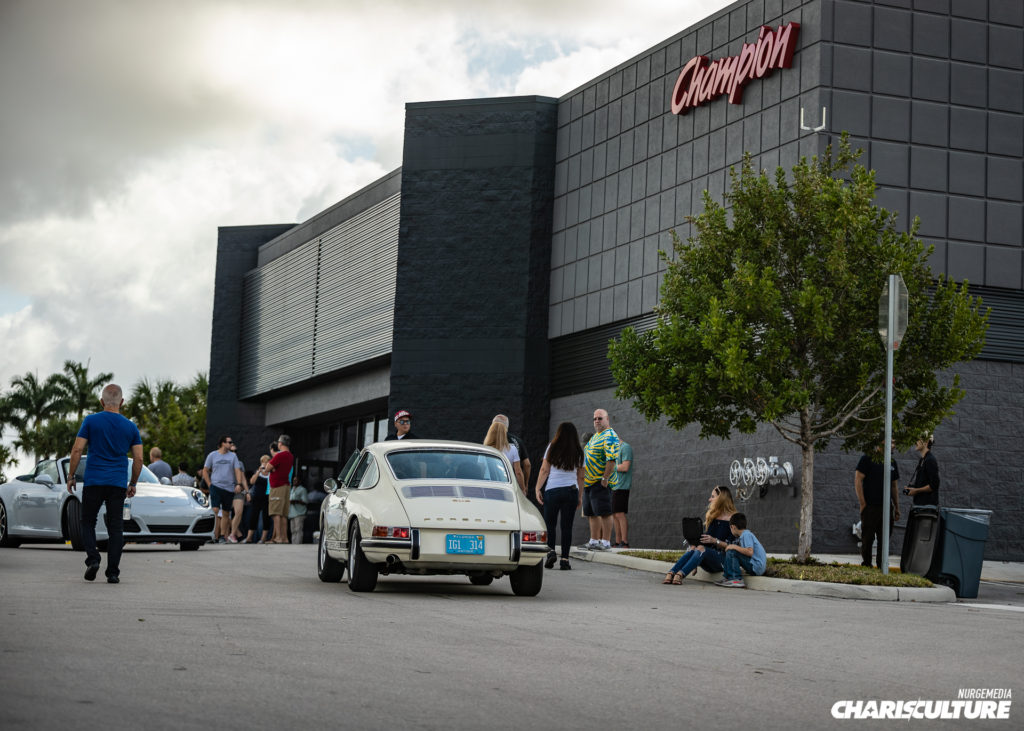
[147,446,173,483]
[202,436,245,543]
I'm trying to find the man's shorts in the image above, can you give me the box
[611,488,630,514]
[210,486,233,512]
[268,486,289,517]
[582,483,613,517]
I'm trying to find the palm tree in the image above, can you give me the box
[7,371,63,462]
[53,359,114,423]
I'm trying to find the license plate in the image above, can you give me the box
[446,534,484,554]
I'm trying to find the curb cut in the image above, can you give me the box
[569,548,956,603]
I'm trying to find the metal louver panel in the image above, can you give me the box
[239,244,317,397]
[549,285,1024,398]
[973,285,1024,364]
[238,193,400,399]
[314,194,400,375]
[550,314,656,397]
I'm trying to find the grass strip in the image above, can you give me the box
[620,550,933,587]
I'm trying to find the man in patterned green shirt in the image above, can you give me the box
[580,408,619,551]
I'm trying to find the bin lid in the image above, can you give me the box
[941,508,992,525]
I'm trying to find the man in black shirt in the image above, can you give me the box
[907,434,940,506]
[854,445,901,569]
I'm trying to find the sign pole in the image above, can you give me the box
[881,275,896,575]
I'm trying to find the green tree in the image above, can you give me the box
[0,443,14,484]
[7,371,64,462]
[53,359,113,423]
[609,137,988,561]
[125,373,208,472]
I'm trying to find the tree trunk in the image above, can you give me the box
[797,410,815,562]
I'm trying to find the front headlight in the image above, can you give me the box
[191,489,210,508]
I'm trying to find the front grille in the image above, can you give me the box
[193,518,215,533]
[148,524,189,533]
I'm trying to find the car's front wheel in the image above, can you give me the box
[0,500,22,548]
[66,499,84,551]
[509,561,544,597]
[347,523,378,592]
[318,525,345,582]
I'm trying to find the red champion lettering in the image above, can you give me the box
[670,22,800,115]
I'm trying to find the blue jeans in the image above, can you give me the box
[723,550,758,580]
[670,547,723,575]
[543,486,578,559]
[81,485,127,578]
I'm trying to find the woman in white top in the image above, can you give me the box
[483,421,526,494]
[534,421,585,570]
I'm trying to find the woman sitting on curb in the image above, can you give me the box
[663,485,737,585]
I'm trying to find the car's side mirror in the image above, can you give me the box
[35,474,55,487]
[323,478,338,494]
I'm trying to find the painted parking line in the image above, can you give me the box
[957,603,1024,613]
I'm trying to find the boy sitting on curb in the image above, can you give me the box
[717,513,766,588]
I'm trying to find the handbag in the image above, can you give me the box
[681,516,703,548]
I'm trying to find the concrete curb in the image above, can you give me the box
[569,548,956,602]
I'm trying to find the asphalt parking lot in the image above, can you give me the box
[2,542,1021,730]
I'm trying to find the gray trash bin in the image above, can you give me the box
[900,506,940,576]
[928,508,992,599]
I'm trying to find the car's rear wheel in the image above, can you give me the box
[66,500,84,551]
[0,500,21,548]
[347,523,377,592]
[179,541,201,551]
[469,574,494,586]
[317,525,345,582]
[509,561,544,596]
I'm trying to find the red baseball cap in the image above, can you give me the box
[394,409,411,422]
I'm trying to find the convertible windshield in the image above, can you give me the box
[386,450,510,483]
[66,458,161,484]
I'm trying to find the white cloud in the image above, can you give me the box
[0,0,732,471]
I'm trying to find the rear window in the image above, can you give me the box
[386,450,510,483]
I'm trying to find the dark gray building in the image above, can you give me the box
[208,0,1023,559]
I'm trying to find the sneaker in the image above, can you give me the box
[593,542,610,551]
[621,542,630,548]
[713,578,731,586]
[722,579,746,588]
[107,576,120,584]
[84,563,100,582]
[578,541,596,550]
[559,559,572,570]
[216,537,227,544]
[227,535,238,544]
[544,551,557,569]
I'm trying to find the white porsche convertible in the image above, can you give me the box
[0,456,215,551]
[317,440,549,595]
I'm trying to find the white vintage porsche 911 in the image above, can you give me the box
[317,440,549,595]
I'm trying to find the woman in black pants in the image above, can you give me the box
[535,422,585,570]
[244,455,272,544]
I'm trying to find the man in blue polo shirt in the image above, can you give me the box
[67,383,143,583]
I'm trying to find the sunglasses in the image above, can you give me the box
[397,419,411,425]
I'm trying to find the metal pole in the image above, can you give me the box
[881,274,895,575]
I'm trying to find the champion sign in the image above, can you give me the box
[670,22,800,115]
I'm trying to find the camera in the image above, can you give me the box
[902,488,910,495]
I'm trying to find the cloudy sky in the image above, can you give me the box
[0,0,731,469]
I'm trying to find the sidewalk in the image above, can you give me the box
[568,547,1024,602]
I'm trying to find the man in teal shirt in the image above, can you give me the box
[612,440,633,547]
